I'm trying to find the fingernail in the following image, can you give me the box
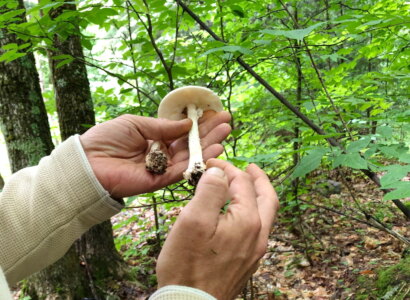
[206,167,225,178]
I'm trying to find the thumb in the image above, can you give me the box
[185,167,229,224]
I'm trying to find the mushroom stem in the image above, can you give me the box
[184,103,206,185]
[150,141,161,152]
[146,141,168,175]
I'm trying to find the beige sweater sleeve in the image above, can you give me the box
[150,286,216,300]
[0,135,123,286]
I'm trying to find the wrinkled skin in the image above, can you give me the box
[80,111,231,198]
[156,159,279,300]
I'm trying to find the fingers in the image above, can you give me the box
[163,144,225,185]
[206,159,258,211]
[246,164,279,240]
[184,167,229,226]
[169,111,231,155]
[119,114,192,141]
[207,159,278,238]
[170,123,231,163]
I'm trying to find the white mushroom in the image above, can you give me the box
[156,86,223,185]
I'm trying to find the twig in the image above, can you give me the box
[278,0,353,140]
[125,1,143,115]
[299,199,410,246]
[124,198,189,209]
[128,0,174,90]
[174,0,410,220]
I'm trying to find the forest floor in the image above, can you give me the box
[112,172,410,300]
[11,174,408,300]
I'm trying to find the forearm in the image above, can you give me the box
[0,135,123,285]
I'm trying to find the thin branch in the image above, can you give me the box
[128,0,174,90]
[80,58,159,106]
[125,1,143,115]
[169,3,181,70]
[299,199,410,246]
[174,0,410,220]
[278,0,353,139]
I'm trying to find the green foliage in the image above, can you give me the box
[291,148,329,179]
[1,0,409,274]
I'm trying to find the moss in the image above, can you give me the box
[56,78,67,88]
[356,256,410,299]
[28,90,40,103]
[20,55,33,69]
[376,255,410,296]
[31,106,41,115]
[8,137,47,165]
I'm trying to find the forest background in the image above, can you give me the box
[0,0,409,299]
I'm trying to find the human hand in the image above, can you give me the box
[155,159,279,300]
[80,112,231,198]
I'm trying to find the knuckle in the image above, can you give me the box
[251,217,262,232]
[243,214,262,233]
[118,113,133,120]
[178,210,208,233]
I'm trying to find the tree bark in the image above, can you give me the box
[0,0,53,173]
[25,2,126,299]
[0,1,95,299]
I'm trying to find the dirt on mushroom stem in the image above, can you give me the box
[146,141,168,174]
[145,149,168,175]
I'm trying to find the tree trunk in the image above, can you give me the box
[25,2,126,299]
[0,0,53,173]
[47,2,95,140]
[0,2,95,299]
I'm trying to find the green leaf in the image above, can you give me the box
[52,54,73,60]
[0,50,25,63]
[232,152,279,164]
[332,153,368,169]
[346,137,370,153]
[2,43,18,50]
[399,153,410,164]
[380,164,410,189]
[383,182,410,201]
[0,9,25,22]
[377,126,393,138]
[364,144,378,159]
[379,144,408,159]
[261,22,325,41]
[202,45,252,56]
[133,0,149,13]
[84,7,118,26]
[56,58,74,68]
[231,129,241,138]
[18,43,31,50]
[120,88,133,94]
[230,5,245,18]
[291,148,328,179]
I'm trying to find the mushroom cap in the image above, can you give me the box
[158,86,223,120]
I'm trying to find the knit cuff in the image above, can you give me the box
[150,286,217,300]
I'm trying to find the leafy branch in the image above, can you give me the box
[174,0,410,220]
